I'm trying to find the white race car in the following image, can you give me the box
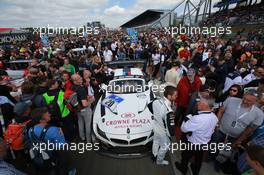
[92,68,155,152]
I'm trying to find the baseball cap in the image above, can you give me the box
[244,87,259,97]
[14,100,32,116]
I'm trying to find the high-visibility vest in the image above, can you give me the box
[43,91,70,118]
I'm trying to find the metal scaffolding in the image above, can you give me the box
[150,0,212,28]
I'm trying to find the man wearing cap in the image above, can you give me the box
[176,68,202,125]
[13,100,32,123]
[215,89,264,148]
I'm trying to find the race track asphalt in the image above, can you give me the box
[74,150,175,175]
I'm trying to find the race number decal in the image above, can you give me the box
[101,95,124,111]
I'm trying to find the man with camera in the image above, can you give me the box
[215,88,264,148]
[212,88,264,172]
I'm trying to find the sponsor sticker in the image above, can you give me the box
[101,94,124,111]
[121,112,136,118]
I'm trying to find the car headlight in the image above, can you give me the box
[97,125,108,140]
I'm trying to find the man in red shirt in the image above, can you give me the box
[175,68,202,125]
[179,44,191,61]
[62,71,73,91]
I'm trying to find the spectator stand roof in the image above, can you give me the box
[213,0,242,8]
[120,9,171,29]
[0,28,30,35]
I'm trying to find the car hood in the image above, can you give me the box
[95,92,153,135]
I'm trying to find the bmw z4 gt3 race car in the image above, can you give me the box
[92,68,155,153]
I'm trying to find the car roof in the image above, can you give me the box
[114,68,143,77]
[7,60,33,64]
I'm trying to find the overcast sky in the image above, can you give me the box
[0,0,221,28]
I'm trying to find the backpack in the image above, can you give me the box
[28,125,55,168]
[148,98,176,137]
[64,89,80,112]
[4,121,30,150]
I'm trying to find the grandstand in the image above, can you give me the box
[121,0,215,29]
[120,9,174,29]
[203,0,264,35]
[121,0,264,37]
[206,0,264,26]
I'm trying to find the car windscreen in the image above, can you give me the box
[6,62,30,70]
[108,79,144,93]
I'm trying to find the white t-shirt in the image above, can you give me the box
[88,46,95,53]
[103,50,113,62]
[165,69,181,87]
[111,42,117,51]
[152,53,161,65]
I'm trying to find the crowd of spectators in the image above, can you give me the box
[0,22,263,175]
[202,3,264,26]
